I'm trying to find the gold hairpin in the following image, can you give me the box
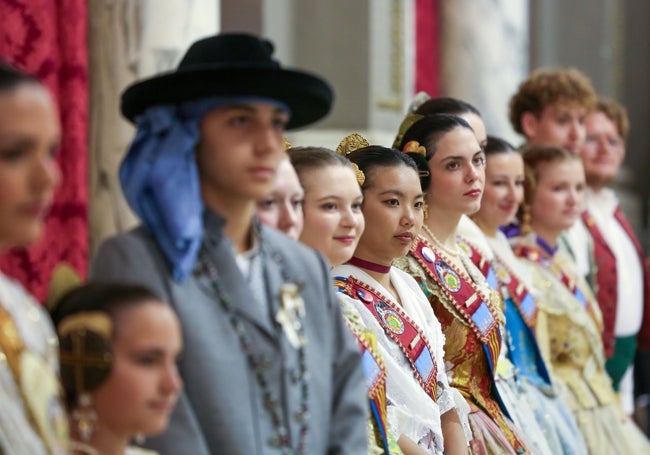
[402,140,427,157]
[336,133,369,156]
[392,113,424,148]
[282,137,292,150]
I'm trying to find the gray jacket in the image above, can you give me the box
[90,212,368,455]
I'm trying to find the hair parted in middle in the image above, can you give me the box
[51,282,164,409]
[484,135,517,157]
[516,144,580,229]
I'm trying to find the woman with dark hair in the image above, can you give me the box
[511,146,650,454]
[395,114,530,454]
[0,61,67,454]
[51,282,183,455]
[394,95,487,150]
[331,135,469,455]
[467,136,588,454]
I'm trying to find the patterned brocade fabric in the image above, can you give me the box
[512,232,650,454]
[0,0,89,302]
[395,251,527,455]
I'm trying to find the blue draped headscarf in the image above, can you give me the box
[120,96,289,282]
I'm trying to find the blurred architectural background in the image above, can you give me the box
[1,0,648,296]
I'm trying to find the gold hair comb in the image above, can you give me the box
[336,133,369,186]
[336,133,369,156]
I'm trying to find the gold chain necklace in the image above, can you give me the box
[421,224,459,257]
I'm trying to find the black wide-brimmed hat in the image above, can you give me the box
[120,33,334,129]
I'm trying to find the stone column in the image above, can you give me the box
[88,0,218,254]
[440,0,529,143]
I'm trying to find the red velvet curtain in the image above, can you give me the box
[415,0,440,97]
[0,0,88,303]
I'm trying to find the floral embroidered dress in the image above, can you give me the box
[0,272,68,455]
[512,231,650,454]
[333,264,470,455]
[460,218,588,455]
[338,296,404,455]
[396,234,528,455]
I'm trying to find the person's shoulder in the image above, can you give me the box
[97,225,156,251]
[90,226,171,293]
[262,226,324,265]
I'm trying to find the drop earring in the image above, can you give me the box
[72,392,97,441]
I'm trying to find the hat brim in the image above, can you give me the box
[120,66,333,129]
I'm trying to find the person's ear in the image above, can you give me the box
[521,111,539,141]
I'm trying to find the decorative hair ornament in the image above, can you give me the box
[409,91,432,113]
[59,312,114,441]
[283,136,292,150]
[336,133,369,186]
[402,140,427,156]
[402,140,431,179]
[392,113,424,148]
[336,133,369,156]
[58,312,112,340]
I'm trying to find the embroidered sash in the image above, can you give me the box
[349,326,390,454]
[457,237,498,290]
[513,244,588,308]
[334,275,439,401]
[460,238,539,329]
[410,237,502,376]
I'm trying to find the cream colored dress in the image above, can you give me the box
[512,232,650,454]
[0,273,68,454]
[333,265,470,455]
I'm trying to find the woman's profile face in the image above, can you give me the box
[473,152,524,232]
[299,165,364,266]
[91,302,183,439]
[256,159,304,240]
[426,126,485,219]
[0,82,61,249]
[353,164,424,265]
[530,159,585,237]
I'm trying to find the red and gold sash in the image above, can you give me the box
[460,238,539,328]
[410,236,502,375]
[513,244,589,310]
[334,275,438,401]
[457,237,498,289]
[346,324,390,453]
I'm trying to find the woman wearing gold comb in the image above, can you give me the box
[394,114,529,454]
[331,134,470,455]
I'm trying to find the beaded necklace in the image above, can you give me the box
[421,224,459,257]
[197,245,309,454]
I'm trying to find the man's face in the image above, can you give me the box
[195,102,289,209]
[523,102,588,154]
[581,111,625,189]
